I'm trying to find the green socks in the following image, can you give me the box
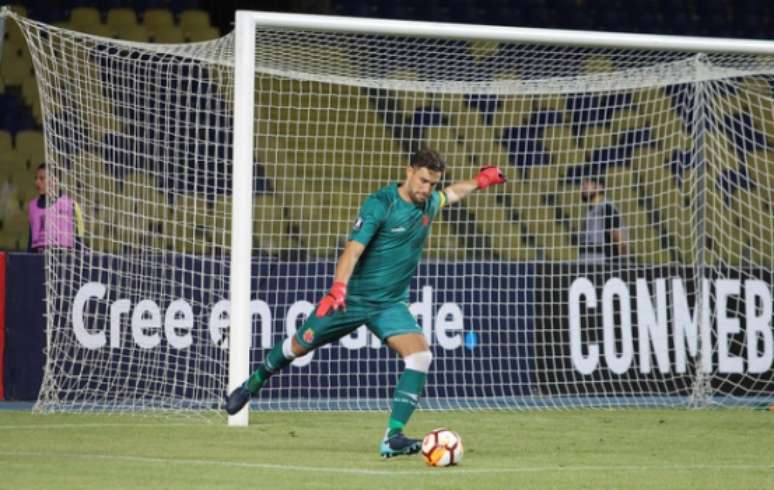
[245,341,294,394]
[386,368,427,438]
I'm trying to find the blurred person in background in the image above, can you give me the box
[28,163,83,252]
[578,170,627,263]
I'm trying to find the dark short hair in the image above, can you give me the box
[580,164,605,187]
[410,148,445,173]
[582,174,605,187]
[37,163,46,171]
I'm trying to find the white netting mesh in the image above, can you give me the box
[5,10,773,413]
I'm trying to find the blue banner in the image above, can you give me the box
[5,253,535,404]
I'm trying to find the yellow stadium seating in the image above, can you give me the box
[69,7,101,30]
[253,193,301,257]
[583,55,614,74]
[21,76,38,108]
[0,130,11,153]
[425,217,467,261]
[5,159,31,189]
[180,10,211,31]
[106,8,138,29]
[0,203,28,250]
[82,23,116,38]
[280,180,363,258]
[153,27,184,44]
[185,26,220,42]
[744,189,774,266]
[142,8,174,33]
[466,186,535,261]
[0,50,33,86]
[209,195,232,251]
[255,78,405,185]
[3,15,25,47]
[15,130,45,165]
[115,24,150,42]
[542,125,580,167]
[527,164,561,193]
[747,149,774,192]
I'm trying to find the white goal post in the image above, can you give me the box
[228,11,774,424]
[3,7,774,422]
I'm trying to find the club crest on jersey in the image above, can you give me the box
[353,217,363,231]
[303,329,315,344]
[422,215,430,226]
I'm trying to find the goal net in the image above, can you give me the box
[7,9,774,413]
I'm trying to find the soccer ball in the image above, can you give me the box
[421,428,463,467]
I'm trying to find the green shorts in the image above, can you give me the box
[294,301,422,350]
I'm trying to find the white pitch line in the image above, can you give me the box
[1,451,773,476]
[0,423,210,431]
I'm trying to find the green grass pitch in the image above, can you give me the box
[1,408,772,489]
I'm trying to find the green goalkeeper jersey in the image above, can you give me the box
[347,183,446,306]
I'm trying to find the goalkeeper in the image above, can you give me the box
[226,149,505,458]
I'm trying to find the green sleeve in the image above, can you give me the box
[349,195,387,246]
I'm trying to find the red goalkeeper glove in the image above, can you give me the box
[475,166,506,189]
[315,281,347,317]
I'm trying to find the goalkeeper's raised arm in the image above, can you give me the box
[443,165,506,205]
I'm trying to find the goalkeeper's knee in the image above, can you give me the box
[403,351,433,373]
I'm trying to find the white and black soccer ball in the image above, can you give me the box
[421,428,463,467]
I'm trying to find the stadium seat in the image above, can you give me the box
[705,188,744,265]
[0,202,28,251]
[0,180,19,215]
[185,26,220,42]
[82,23,116,38]
[15,130,45,166]
[527,164,561,194]
[106,8,138,29]
[281,180,362,258]
[115,24,151,42]
[492,95,532,128]
[21,76,39,108]
[467,186,535,261]
[152,27,184,44]
[2,40,21,64]
[541,126,582,168]
[582,55,615,74]
[468,40,500,63]
[0,50,33,87]
[252,193,300,258]
[169,193,233,254]
[69,7,101,30]
[209,196,232,252]
[743,189,774,266]
[180,9,211,31]
[142,8,174,34]
[0,130,11,153]
[520,203,575,261]
[424,216,468,261]
[7,158,36,200]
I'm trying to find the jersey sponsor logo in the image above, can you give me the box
[353,217,363,231]
[390,227,406,233]
[422,215,430,226]
[303,329,315,344]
